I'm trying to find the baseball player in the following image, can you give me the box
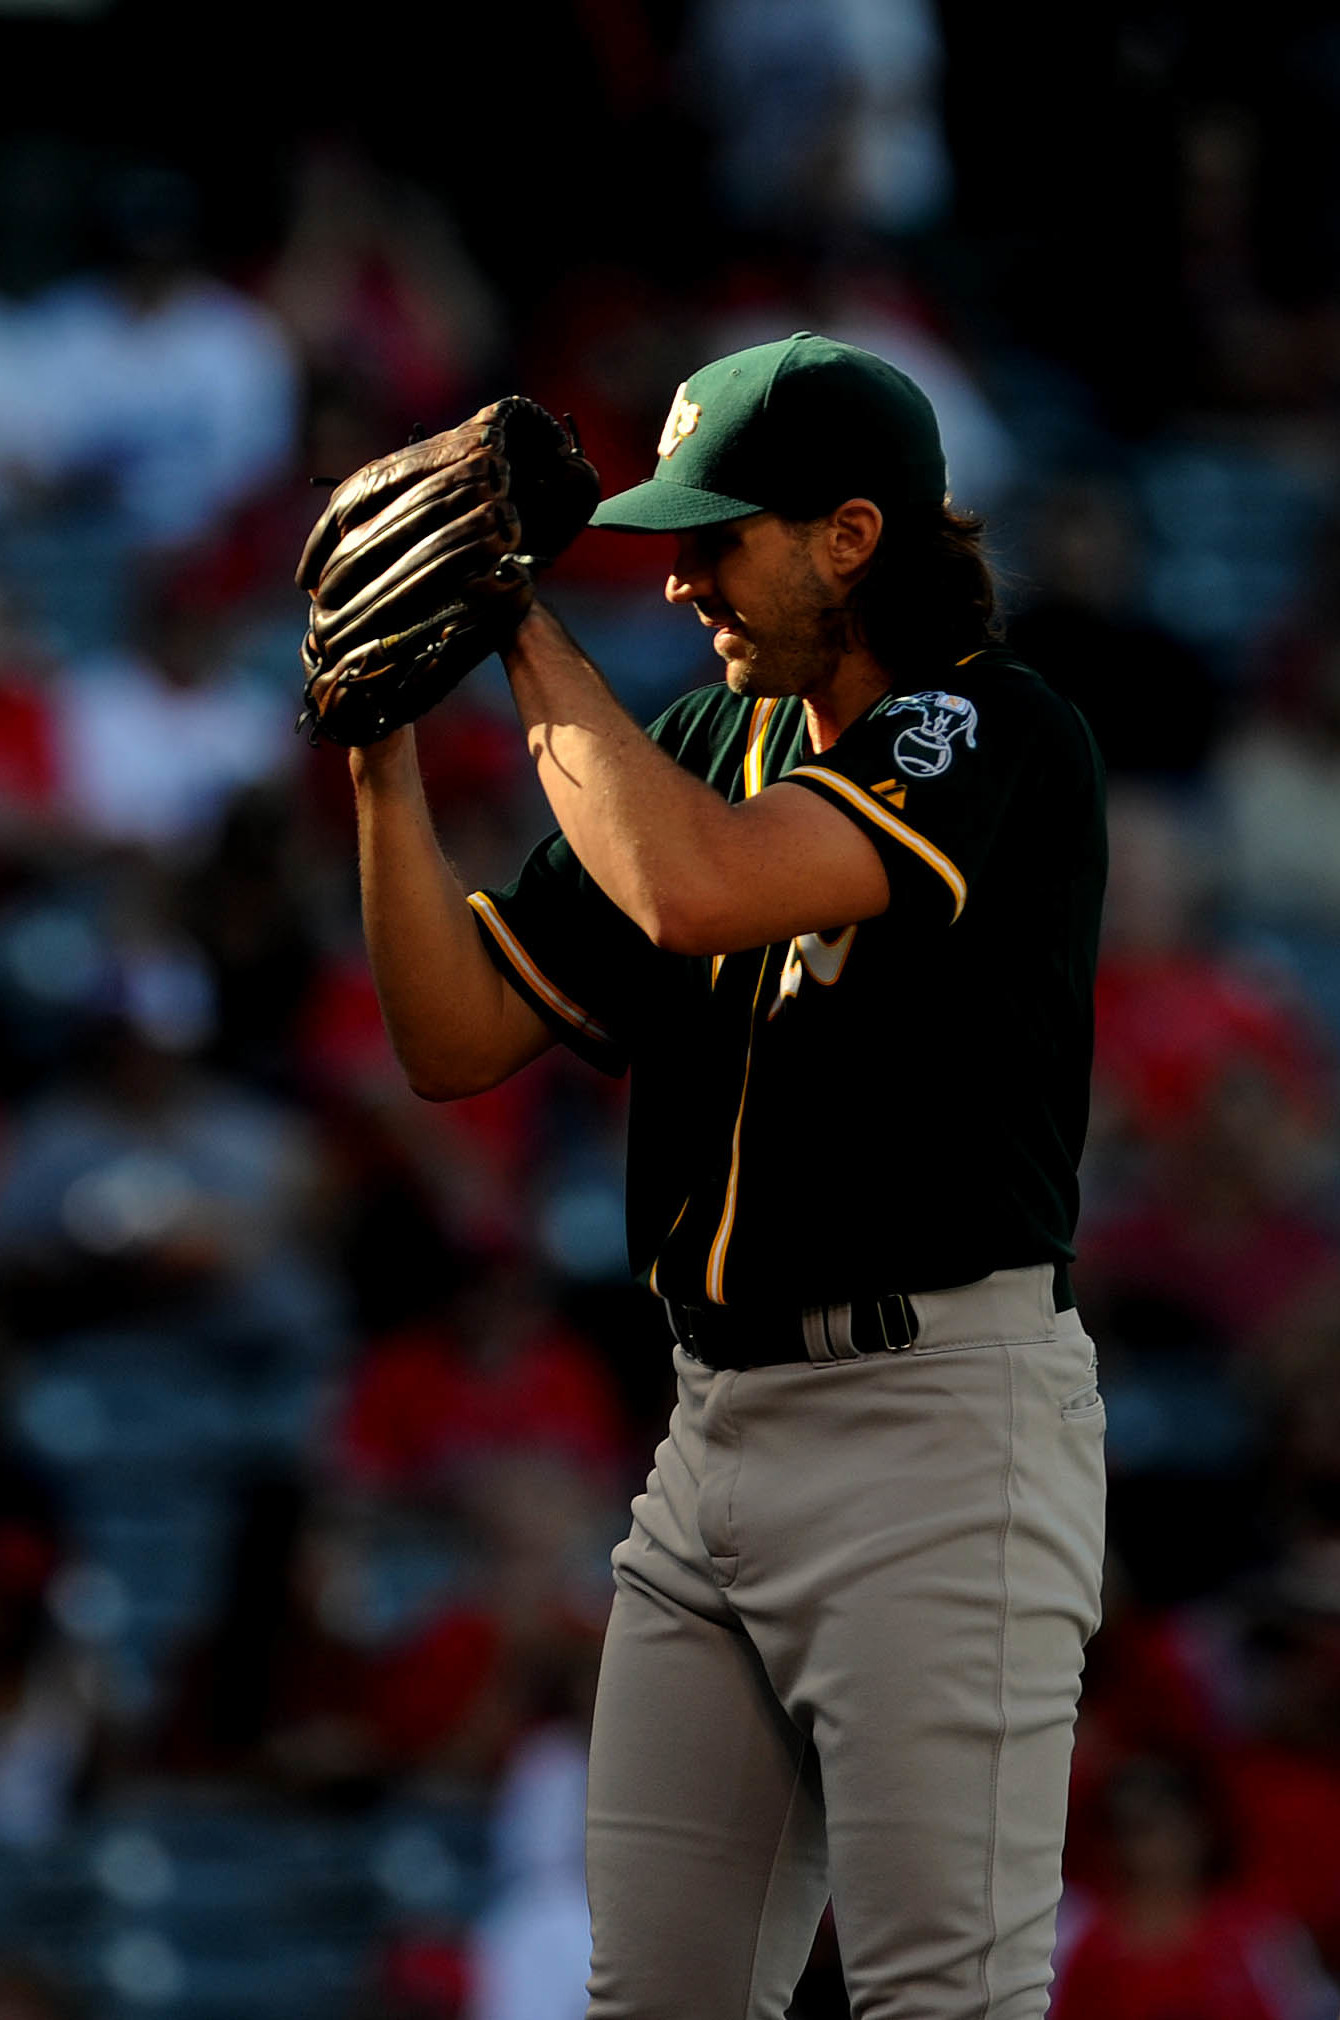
[350,334,1108,2019]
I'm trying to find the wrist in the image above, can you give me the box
[501,600,564,672]
[348,726,420,790]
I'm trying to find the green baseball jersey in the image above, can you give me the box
[470,647,1106,1307]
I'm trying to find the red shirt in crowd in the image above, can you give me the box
[1050,1891,1317,2020]
[340,1319,626,1486]
[1227,1743,1340,1971]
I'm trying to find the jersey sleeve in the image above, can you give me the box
[469,829,648,1076]
[469,689,742,1076]
[781,663,1077,929]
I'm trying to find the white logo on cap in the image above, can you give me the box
[657,384,702,460]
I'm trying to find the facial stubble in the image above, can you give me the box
[727,545,849,701]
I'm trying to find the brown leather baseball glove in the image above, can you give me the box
[295,398,600,747]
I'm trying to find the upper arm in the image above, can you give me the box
[468,961,556,1092]
[778,676,1057,935]
[656,783,891,955]
[663,674,1061,955]
[467,833,647,1079]
[400,944,554,1101]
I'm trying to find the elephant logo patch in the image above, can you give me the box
[879,691,978,779]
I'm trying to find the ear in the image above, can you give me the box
[826,499,884,584]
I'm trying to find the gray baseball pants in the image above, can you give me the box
[584,1265,1106,2020]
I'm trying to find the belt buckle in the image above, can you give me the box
[872,1291,916,1353]
[669,1295,912,1369]
[811,1292,916,1361]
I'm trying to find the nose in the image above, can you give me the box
[665,537,709,607]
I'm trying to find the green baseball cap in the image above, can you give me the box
[589,332,947,533]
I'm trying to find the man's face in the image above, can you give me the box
[665,513,844,700]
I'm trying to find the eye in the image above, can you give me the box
[700,526,740,563]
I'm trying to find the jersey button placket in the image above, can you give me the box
[704,944,775,1306]
[695,1370,743,1588]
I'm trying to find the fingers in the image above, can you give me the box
[295,423,510,590]
[295,394,601,598]
[295,395,592,745]
[309,507,525,664]
[316,478,519,608]
[302,579,528,745]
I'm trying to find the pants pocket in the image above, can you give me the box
[1060,1341,1102,1420]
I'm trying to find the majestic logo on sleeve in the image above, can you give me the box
[879,691,979,779]
[657,384,703,460]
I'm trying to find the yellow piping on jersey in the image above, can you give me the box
[743,695,779,799]
[648,1195,691,1297]
[712,696,780,993]
[785,767,968,922]
[467,893,615,1046]
[705,946,771,1305]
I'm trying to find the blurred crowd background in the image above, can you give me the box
[0,2,1336,2016]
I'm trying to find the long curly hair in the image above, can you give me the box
[842,504,1003,676]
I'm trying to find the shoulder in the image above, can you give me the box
[982,646,1102,755]
[877,646,1081,724]
[854,649,1086,757]
[877,648,1101,780]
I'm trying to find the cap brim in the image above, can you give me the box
[589,480,765,532]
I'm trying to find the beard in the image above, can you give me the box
[720,571,849,700]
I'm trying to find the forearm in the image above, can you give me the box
[503,605,745,950]
[350,730,549,1097]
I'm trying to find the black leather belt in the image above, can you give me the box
[665,1290,919,1372]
